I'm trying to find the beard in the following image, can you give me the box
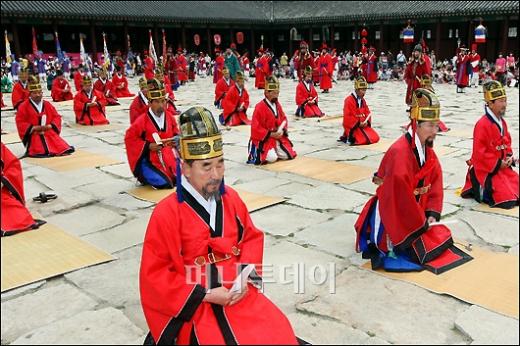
[270,98,278,103]
[202,179,222,200]
[425,138,435,148]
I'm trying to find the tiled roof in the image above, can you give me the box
[1,1,518,24]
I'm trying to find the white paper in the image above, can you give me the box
[152,132,162,145]
[229,264,255,293]
[277,120,287,133]
[40,115,47,126]
[429,220,459,227]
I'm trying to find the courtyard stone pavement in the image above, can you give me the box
[1,75,518,344]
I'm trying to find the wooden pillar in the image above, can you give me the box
[182,25,186,50]
[90,22,97,60]
[207,26,212,55]
[330,25,335,48]
[309,27,313,51]
[379,23,384,52]
[11,22,21,58]
[354,25,358,52]
[269,28,274,52]
[289,28,293,55]
[153,25,159,51]
[123,23,129,53]
[467,20,473,48]
[250,28,255,55]
[230,28,234,46]
[500,18,509,55]
[435,20,441,57]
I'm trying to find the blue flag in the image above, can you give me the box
[55,31,64,62]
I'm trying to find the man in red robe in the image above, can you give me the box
[254,49,268,89]
[355,88,472,274]
[404,44,430,107]
[139,106,298,345]
[455,46,471,93]
[362,47,378,87]
[469,44,481,88]
[176,49,188,85]
[461,81,519,209]
[154,67,180,115]
[111,65,135,98]
[295,65,323,117]
[93,68,120,106]
[125,79,179,189]
[73,75,109,125]
[294,41,314,81]
[50,70,74,102]
[165,50,178,89]
[143,51,155,80]
[339,76,380,145]
[221,71,250,126]
[248,76,297,165]
[419,75,450,133]
[11,68,30,110]
[318,44,333,93]
[214,67,235,109]
[213,48,225,84]
[16,76,74,158]
[73,66,85,92]
[129,77,149,124]
[1,142,44,236]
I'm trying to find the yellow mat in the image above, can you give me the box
[1,133,21,144]
[52,99,74,108]
[360,139,459,157]
[69,123,123,132]
[441,128,474,139]
[262,156,373,184]
[318,114,343,122]
[362,243,519,319]
[127,186,285,212]
[1,223,115,292]
[473,204,519,218]
[25,149,121,172]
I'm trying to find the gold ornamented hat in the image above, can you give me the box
[483,80,506,103]
[28,75,42,92]
[82,75,92,86]
[410,88,440,121]
[265,75,280,91]
[236,70,244,81]
[146,78,166,100]
[179,106,223,160]
[354,76,368,90]
[139,77,148,90]
[304,65,313,76]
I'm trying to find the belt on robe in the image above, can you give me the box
[413,184,431,196]
[194,246,241,266]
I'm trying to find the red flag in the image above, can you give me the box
[32,27,39,56]
[162,29,167,62]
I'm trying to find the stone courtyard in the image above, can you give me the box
[1,75,518,344]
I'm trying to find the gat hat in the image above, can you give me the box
[483,80,506,103]
[178,107,223,161]
[265,75,280,91]
[146,78,166,101]
[304,65,313,76]
[420,74,433,90]
[138,77,148,90]
[82,75,92,86]
[236,70,245,81]
[413,44,423,53]
[28,75,42,92]
[354,76,368,90]
[410,88,440,122]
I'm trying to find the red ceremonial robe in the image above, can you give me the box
[470,53,480,73]
[166,57,178,86]
[73,89,109,125]
[294,53,314,81]
[355,133,472,274]
[404,59,429,105]
[73,71,84,92]
[162,76,180,115]
[213,56,225,84]
[254,56,267,89]
[1,142,41,236]
[461,109,519,208]
[139,185,298,345]
[312,57,320,84]
[111,73,135,98]
[124,109,179,188]
[248,99,297,165]
[144,57,155,80]
[177,55,188,82]
[340,94,380,145]
[362,53,378,84]
[1,92,4,108]
[129,92,148,124]
[11,81,30,110]
[456,54,470,88]
[93,78,120,106]
[214,78,234,108]
[16,99,74,157]
[222,84,251,126]
[51,78,74,102]
[319,53,333,91]
[295,80,323,117]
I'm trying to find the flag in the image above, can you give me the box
[403,26,414,44]
[127,34,132,52]
[474,24,486,44]
[55,31,64,62]
[79,35,87,65]
[102,32,111,69]
[162,29,167,62]
[5,30,12,64]
[32,27,39,56]
[149,30,158,65]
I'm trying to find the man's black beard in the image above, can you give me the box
[270,98,278,103]
[202,179,222,201]
[426,138,434,148]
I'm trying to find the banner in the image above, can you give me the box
[55,31,64,62]
[32,27,39,56]
[474,24,486,44]
[148,30,158,65]
[162,29,167,61]
[213,34,221,46]
[79,35,87,65]
[5,31,12,63]
[236,31,244,44]
[102,32,111,68]
[194,34,200,46]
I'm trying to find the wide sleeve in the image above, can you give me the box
[124,118,149,174]
[73,92,86,120]
[250,103,270,142]
[242,88,250,109]
[139,201,207,342]
[342,97,358,133]
[15,102,34,144]
[46,103,63,135]
[472,120,502,175]
[11,84,24,109]
[424,154,444,221]
[1,142,25,203]
[378,150,428,249]
[222,87,238,117]
[295,83,307,106]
